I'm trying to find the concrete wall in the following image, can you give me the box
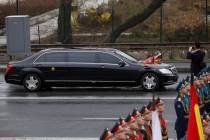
[0,9,59,46]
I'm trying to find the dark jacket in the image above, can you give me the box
[174,97,189,132]
[186,49,205,75]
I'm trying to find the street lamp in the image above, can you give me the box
[16,0,19,15]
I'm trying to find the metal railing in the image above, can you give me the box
[0,42,210,61]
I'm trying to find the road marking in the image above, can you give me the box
[0,96,176,100]
[83,117,119,121]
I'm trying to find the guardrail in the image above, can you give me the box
[0,42,210,47]
[1,42,210,48]
[0,43,210,61]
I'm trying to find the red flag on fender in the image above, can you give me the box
[143,53,162,64]
[143,57,155,64]
[186,83,204,140]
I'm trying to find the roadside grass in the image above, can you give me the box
[0,0,59,29]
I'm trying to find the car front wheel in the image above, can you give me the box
[23,74,42,92]
[141,73,159,91]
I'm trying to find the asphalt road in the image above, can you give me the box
[0,73,188,139]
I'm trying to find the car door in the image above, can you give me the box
[66,51,102,82]
[97,52,137,83]
[33,51,69,82]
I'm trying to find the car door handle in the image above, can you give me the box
[101,65,105,68]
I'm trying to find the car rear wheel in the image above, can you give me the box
[23,74,42,92]
[140,73,159,91]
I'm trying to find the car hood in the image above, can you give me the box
[138,61,173,69]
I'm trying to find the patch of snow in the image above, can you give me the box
[0,0,24,5]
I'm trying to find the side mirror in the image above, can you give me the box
[118,61,126,67]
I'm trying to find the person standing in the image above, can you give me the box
[187,42,206,76]
[154,98,168,140]
[140,106,152,140]
[175,81,189,140]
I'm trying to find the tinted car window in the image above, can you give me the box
[68,51,97,63]
[36,52,67,62]
[98,52,120,64]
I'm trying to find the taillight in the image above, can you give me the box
[6,64,13,74]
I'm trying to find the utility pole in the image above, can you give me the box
[16,0,19,15]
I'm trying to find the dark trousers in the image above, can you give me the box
[176,130,186,140]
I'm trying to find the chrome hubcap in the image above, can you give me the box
[143,75,157,90]
[25,76,39,90]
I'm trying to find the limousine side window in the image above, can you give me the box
[35,52,67,63]
[68,52,97,63]
[97,52,120,64]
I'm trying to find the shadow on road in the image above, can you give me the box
[3,84,176,97]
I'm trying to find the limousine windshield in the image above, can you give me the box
[115,50,138,63]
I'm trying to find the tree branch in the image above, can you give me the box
[104,0,167,43]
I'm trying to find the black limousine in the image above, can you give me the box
[5,48,178,92]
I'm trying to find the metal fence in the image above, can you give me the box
[74,0,210,43]
[1,43,210,62]
[1,0,210,44]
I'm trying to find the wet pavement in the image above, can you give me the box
[0,73,188,139]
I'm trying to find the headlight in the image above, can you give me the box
[159,69,172,74]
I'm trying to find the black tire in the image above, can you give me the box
[140,73,159,91]
[23,73,42,92]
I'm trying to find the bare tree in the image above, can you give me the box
[105,0,167,43]
[58,0,73,44]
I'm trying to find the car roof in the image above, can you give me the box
[39,48,118,53]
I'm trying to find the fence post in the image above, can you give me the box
[169,46,174,60]
[205,0,208,41]
[38,25,41,44]
[16,0,19,15]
